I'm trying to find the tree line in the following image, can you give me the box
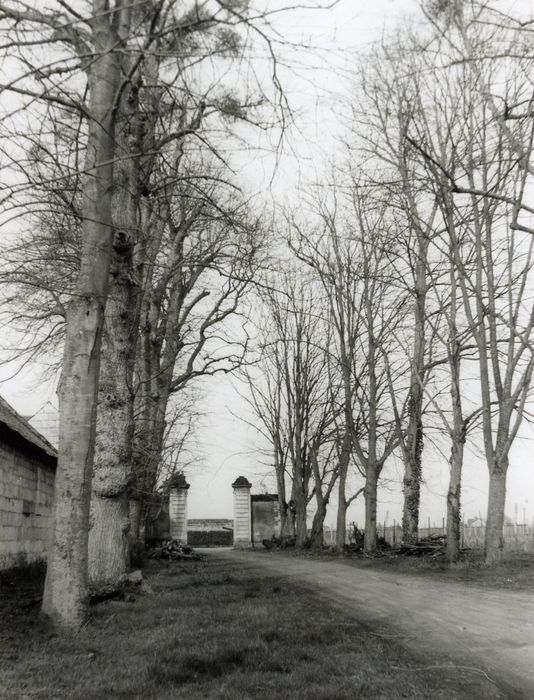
[242,0,534,566]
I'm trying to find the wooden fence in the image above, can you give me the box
[323,522,534,551]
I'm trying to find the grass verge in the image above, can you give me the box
[0,555,510,699]
[281,547,534,591]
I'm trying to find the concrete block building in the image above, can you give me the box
[0,394,57,569]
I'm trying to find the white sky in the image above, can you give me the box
[1,0,534,528]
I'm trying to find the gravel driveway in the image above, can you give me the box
[206,548,534,698]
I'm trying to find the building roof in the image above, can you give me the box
[0,394,58,463]
[28,400,59,449]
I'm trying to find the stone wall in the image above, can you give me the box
[188,518,233,532]
[251,495,279,544]
[0,441,55,569]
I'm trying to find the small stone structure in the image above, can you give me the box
[0,394,57,569]
[232,477,280,548]
[168,473,189,542]
[232,476,252,548]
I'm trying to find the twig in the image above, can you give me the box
[391,665,496,685]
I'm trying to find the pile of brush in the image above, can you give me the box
[147,539,202,561]
[397,533,447,557]
[262,535,296,549]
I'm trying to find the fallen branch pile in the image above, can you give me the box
[262,535,296,549]
[397,533,447,557]
[147,539,202,561]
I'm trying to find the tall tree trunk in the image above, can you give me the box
[88,238,136,588]
[445,222,465,564]
[89,495,130,586]
[446,342,465,563]
[128,498,145,563]
[363,465,378,553]
[88,35,143,589]
[334,428,352,550]
[402,382,425,543]
[129,284,160,553]
[484,461,508,565]
[274,448,291,538]
[42,5,121,628]
[335,470,347,550]
[309,504,326,548]
[401,429,423,544]
[283,478,297,539]
[446,439,463,563]
[401,232,428,545]
[293,488,308,547]
[363,316,378,554]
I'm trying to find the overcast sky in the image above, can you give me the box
[187,0,534,527]
[1,0,533,528]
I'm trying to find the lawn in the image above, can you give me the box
[0,555,508,699]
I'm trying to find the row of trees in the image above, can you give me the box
[245,0,534,565]
[0,0,292,629]
[1,0,533,629]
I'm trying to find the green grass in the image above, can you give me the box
[0,556,508,699]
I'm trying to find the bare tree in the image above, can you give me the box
[373,7,534,562]
[356,53,441,544]
[289,182,404,552]
[127,167,262,552]
[245,272,337,547]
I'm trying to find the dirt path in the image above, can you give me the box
[206,549,534,698]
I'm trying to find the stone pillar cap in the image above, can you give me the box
[167,473,190,490]
[232,476,252,489]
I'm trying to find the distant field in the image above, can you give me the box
[0,556,508,699]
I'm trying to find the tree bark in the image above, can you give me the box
[364,466,378,553]
[128,497,145,562]
[402,391,425,545]
[88,495,129,586]
[401,391,424,544]
[334,427,352,551]
[484,463,507,565]
[446,439,464,563]
[88,242,136,588]
[400,202,428,546]
[335,469,347,550]
[88,7,142,592]
[309,505,326,548]
[41,4,122,629]
[446,345,465,563]
[294,490,308,547]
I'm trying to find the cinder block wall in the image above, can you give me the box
[0,442,55,569]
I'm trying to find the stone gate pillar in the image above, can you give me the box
[232,476,252,548]
[169,474,190,542]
